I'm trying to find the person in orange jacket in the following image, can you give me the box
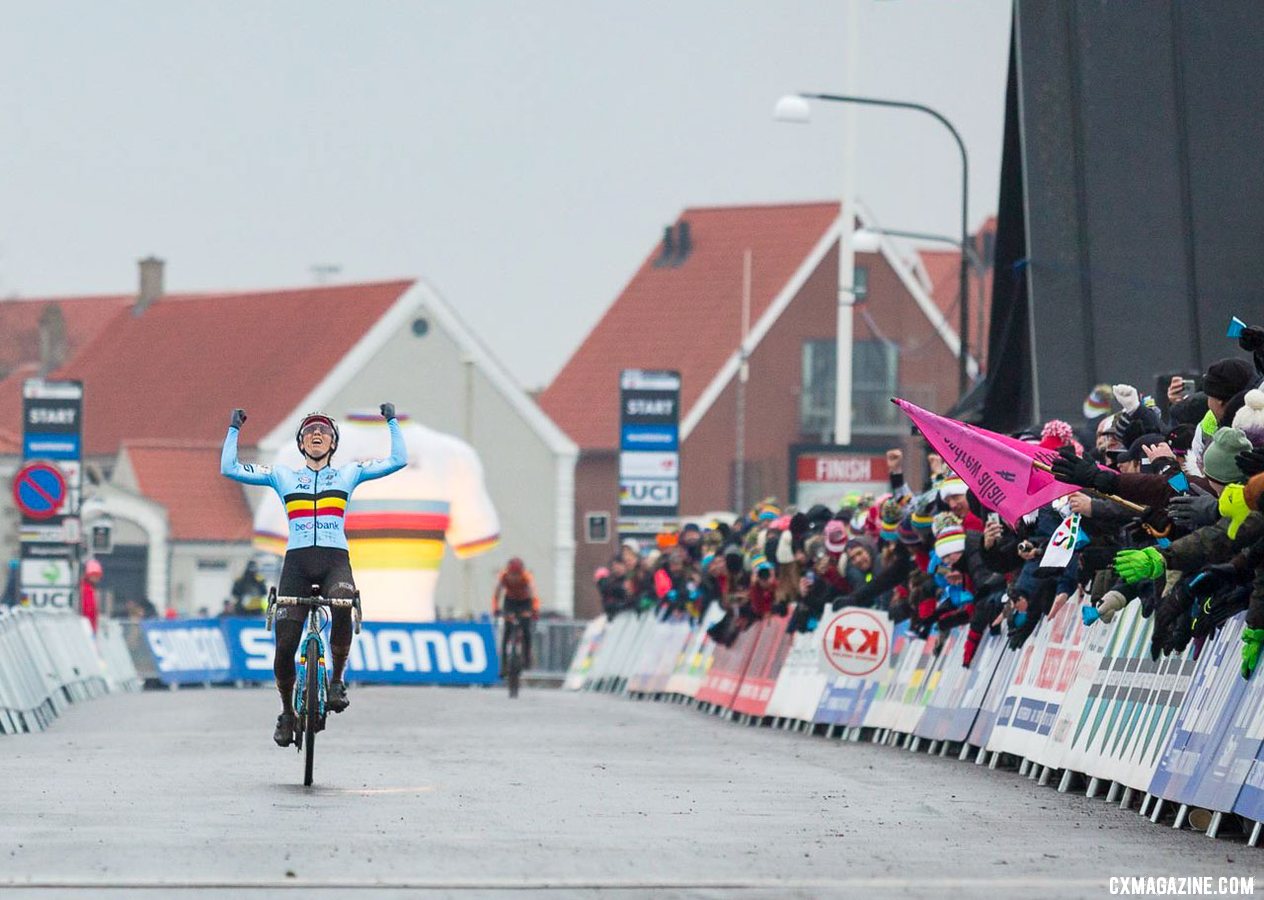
[492,558,540,668]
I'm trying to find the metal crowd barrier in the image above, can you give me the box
[97,618,143,693]
[0,607,118,735]
[492,618,589,682]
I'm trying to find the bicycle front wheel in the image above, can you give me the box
[303,635,321,786]
[506,634,522,699]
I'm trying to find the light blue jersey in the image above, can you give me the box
[220,419,406,552]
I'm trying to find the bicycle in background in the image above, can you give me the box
[500,612,529,699]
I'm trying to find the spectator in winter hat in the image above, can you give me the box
[1083,384,1113,420]
[1231,389,1264,447]
[939,477,983,531]
[932,512,967,560]
[678,523,703,561]
[1202,427,1252,486]
[1093,414,1124,462]
[1039,419,1077,452]
[1115,433,1169,474]
[939,477,969,512]
[823,519,848,555]
[1202,358,1257,423]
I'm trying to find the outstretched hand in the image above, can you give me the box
[230,408,247,429]
[380,402,396,420]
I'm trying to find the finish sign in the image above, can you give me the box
[12,462,67,521]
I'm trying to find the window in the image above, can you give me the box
[801,338,901,439]
[585,512,611,544]
[852,339,901,433]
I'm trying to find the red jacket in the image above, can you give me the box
[80,579,98,633]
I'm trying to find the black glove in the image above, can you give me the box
[230,408,247,429]
[1189,562,1247,599]
[1167,493,1220,530]
[380,402,396,420]
[1237,446,1264,479]
[1239,324,1264,353]
[1050,446,1116,493]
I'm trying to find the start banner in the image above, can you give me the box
[141,617,500,686]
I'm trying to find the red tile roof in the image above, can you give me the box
[0,294,134,376]
[539,202,840,449]
[122,441,254,541]
[917,217,996,370]
[0,280,414,457]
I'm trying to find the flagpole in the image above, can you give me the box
[1029,459,1148,515]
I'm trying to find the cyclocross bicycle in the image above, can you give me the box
[501,612,527,699]
[266,585,362,786]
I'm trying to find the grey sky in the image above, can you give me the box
[0,1,1010,390]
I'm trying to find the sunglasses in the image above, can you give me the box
[301,423,334,438]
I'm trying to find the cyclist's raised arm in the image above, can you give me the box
[220,416,276,487]
[351,413,407,484]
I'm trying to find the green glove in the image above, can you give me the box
[1243,628,1264,680]
[1114,546,1166,584]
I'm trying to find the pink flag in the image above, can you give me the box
[892,398,1072,524]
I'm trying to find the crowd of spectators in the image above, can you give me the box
[594,324,1264,678]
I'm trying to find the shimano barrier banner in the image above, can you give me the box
[142,619,235,684]
[141,618,499,686]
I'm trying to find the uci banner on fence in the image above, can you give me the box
[141,617,499,686]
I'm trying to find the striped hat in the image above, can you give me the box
[1083,383,1113,419]
[932,512,966,557]
[939,477,969,500]
[897,513,922,546]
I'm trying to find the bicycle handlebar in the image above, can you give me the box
[273,595,357,608]
[265,587,362,635]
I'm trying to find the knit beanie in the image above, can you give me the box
[932,512,966,557]
[1202,427,1251,484]
[1082,384,1113,419]
[1231,389,1264,444]
[1202,357,1256,402]
[1040,419,1076,450]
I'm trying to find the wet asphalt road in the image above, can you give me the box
[1,685,1256,899]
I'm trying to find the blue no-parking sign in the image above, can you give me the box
[12,462,67,521]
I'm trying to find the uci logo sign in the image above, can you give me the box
[820,608,890,677]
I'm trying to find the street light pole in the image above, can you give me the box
[777,91,972,401]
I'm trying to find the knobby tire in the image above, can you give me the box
[303,635,320,786]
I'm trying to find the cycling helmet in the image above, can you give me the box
[296,412,339,458]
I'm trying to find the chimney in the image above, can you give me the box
[134,256,165,316]
[674,220,692,265]
[654,226,676,268]
[37,302,68,374]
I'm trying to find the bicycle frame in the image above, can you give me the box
[265,588,362,733]
[295,607,329,722]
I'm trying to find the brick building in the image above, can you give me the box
[540,201,993,617]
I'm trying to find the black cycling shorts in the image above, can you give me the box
[275,546,357,623]
[503,597,534,617]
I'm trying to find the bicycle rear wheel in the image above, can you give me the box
[303,635,320,786]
